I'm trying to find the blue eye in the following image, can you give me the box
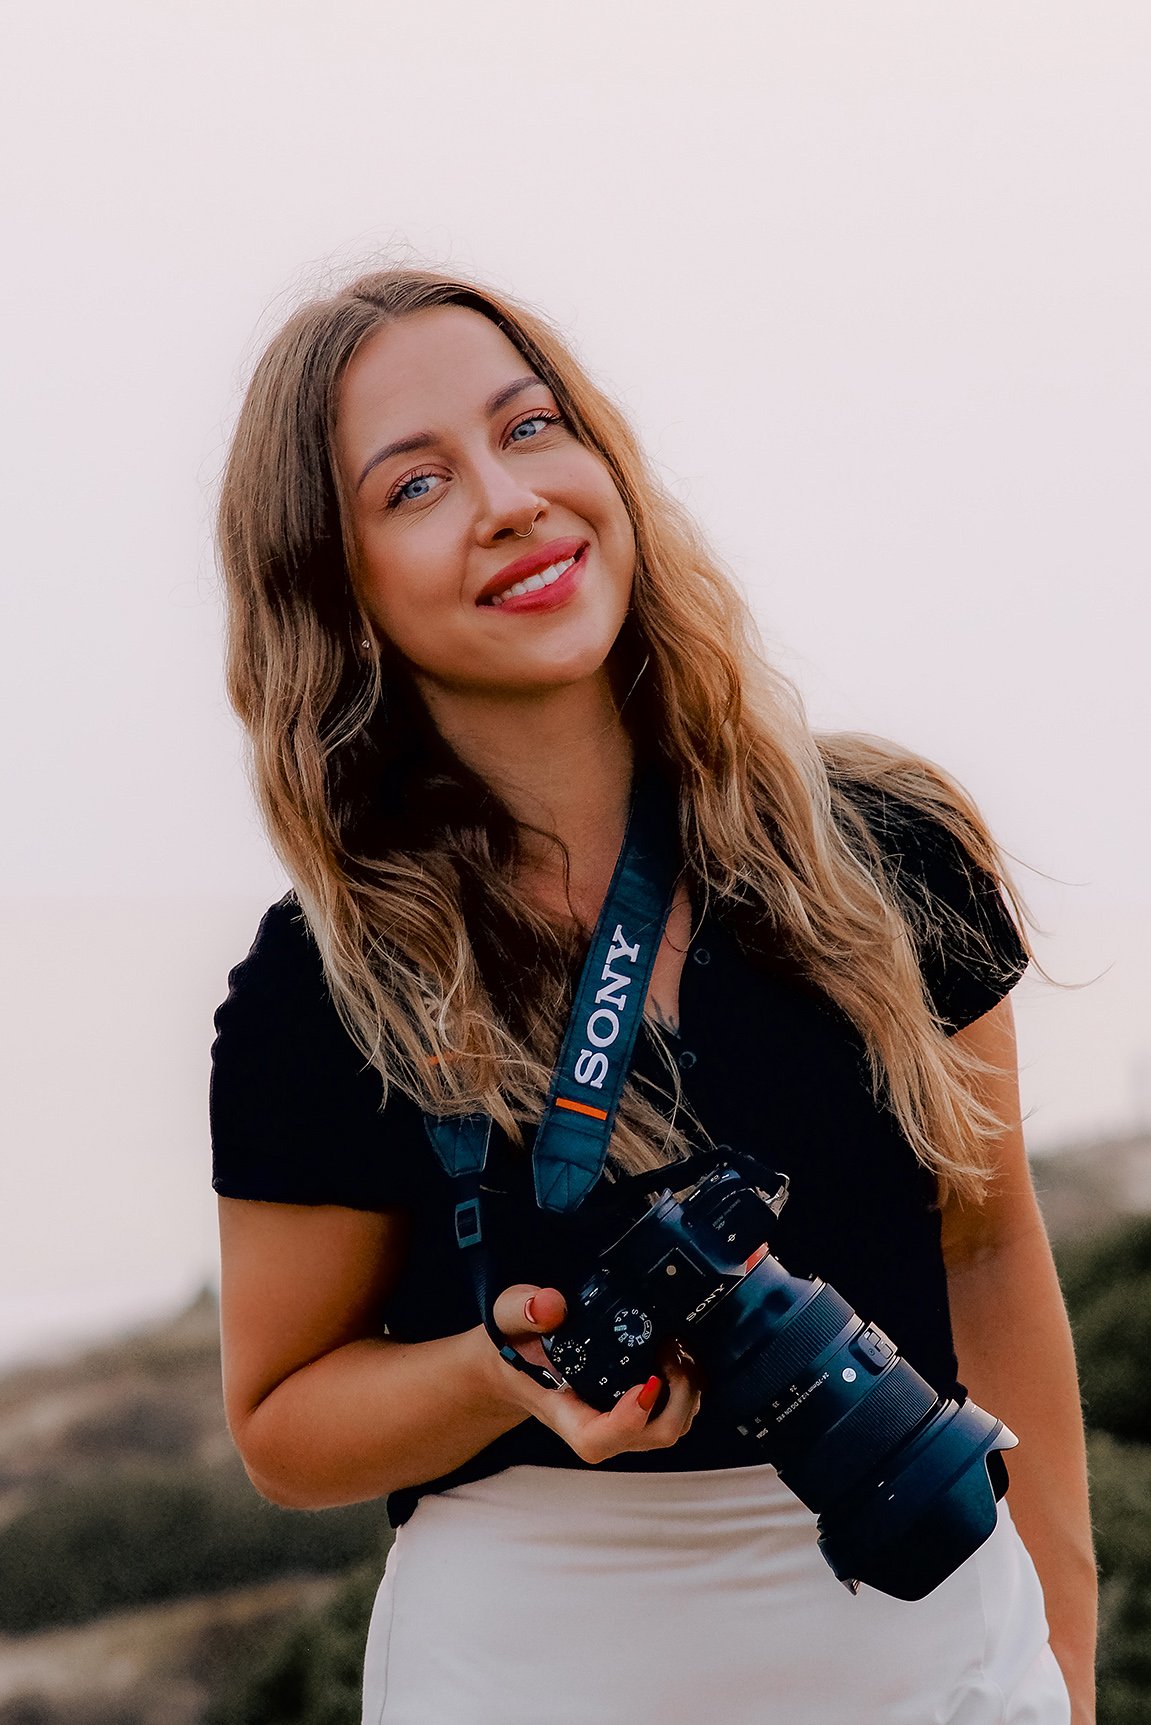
[389,471,442,508]
[509,413,560,442]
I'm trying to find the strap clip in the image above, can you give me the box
[454,1198,482,1249]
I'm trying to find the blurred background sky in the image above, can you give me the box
[1,0,1148,1365]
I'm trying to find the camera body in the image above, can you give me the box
[542,1157,1016,1600]
[543,1159,788,1404]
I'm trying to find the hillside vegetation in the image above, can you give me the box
[1,1215,1149,1723]
[0,1293,389,1724]
[1054,1219,1151,1725]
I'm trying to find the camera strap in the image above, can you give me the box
[423,767,681,1387]
[531,767,681,1212]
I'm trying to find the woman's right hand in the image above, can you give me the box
[485,1283,702,1464]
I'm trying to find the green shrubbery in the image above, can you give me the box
[1058,1218,1151,1446]
[1055,1218,1151,1724]
[1086,1434,1151,1724]
[202,1564,380,1725]
[0,1700,143,1725]
[0,1459,388,1633]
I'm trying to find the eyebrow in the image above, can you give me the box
[354,374,546,491]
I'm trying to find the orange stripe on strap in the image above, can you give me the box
[554,1096,609,1121]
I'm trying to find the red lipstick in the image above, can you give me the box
[475,537,588,607]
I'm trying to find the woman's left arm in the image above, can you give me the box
[942,996,1097,1725]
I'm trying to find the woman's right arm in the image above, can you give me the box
[219,1196,701,1510]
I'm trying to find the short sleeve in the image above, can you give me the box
[210,897,423,1209]
[853,791,1029,1034]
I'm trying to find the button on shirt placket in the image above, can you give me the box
[676,945,710,1072]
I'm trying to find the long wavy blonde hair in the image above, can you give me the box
[217,266,1030,1202]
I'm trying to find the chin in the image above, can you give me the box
[484,623,622,690]
[520,641,621,689]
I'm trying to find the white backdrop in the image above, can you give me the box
[2,1,1147,1360]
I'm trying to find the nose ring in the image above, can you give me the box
[513,516,538,540]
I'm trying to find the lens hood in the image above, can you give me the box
[815,1401,1018,1600]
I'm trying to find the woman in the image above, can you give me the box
[211,268,1096,1723]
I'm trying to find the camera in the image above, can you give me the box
[541,1155,1016,1600]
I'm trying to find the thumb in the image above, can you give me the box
[491,1283,568,1340]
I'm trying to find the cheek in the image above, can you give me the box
[568,455,633,555]
[600,488,637,581]
[355,524,457,625]
[356,573,434,665]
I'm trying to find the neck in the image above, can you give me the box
[418,672,635,919]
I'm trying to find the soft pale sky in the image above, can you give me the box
[1,1,1148,1361]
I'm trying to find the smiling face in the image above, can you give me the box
[335,306,637,710]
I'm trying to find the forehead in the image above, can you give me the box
[336,306,534,456]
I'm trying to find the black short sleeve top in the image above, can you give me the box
[210,794,1028,1525]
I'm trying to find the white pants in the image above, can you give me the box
[362,1462,1070,1725]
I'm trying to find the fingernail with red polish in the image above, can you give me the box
[637,1376,662,1413]
[523,1296,538,1325]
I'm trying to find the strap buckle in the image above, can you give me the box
[454,1198,482,1249]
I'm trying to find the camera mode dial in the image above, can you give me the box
[612,1307,655,1350]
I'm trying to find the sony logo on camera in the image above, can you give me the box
[686,1282,729,1324]
[572,924,642,1091]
